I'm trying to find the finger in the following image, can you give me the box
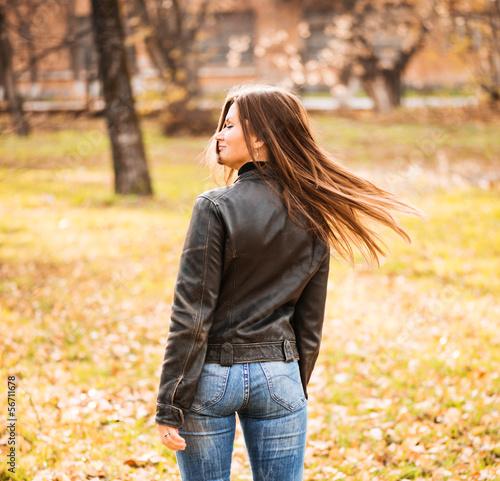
[167,430,186,449]
[164,439,186,451]
[159,427,186,451]
[170,429,186,442]
[163,437,186,451]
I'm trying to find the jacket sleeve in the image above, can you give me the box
[293,245,330,399]
[156,195,225,428]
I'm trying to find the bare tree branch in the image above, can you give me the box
[14,27,92,78]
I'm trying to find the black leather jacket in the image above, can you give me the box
[156,162,330,428]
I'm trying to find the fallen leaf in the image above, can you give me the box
[85,461,107,478]
[470,425,486,436]
[444,407,462,425]
[124,452,166,467]
[402,436,421,450]
[130,468,153,481]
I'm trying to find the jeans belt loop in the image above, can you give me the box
[283,340,294,362]
[220,342,234,367]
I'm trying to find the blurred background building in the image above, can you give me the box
[1,0,494,113]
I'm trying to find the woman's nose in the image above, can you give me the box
[215,130,224,141]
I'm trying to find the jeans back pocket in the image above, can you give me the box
[261,361,307,412]
[190,363,231,413]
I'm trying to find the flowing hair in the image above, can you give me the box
[205,84,424,267]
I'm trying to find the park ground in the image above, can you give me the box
[0,105,499,480]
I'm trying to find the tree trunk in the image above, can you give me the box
[487,0,500,104]
[90,0,153,196]
[363,74,393,113]
[0,6,30,136]
[360,56,404,113]
[362,72,401,113]
[382,69,402,108]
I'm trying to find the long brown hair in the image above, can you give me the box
[206,84,423,267]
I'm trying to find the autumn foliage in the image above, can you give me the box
[0,109,499,480]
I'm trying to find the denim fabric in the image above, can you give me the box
[176,361,308,481]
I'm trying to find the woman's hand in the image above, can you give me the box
[157,424,186,451]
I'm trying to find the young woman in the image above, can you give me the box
[155,84,421,481]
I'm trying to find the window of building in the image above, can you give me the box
[199,11,255,67]
[73,16,136,79]
[73,16,98,79]
[302,7,337,64]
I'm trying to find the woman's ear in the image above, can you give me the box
[254,139,265,149]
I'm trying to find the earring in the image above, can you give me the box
[255,148,259,158]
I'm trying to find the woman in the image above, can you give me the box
[156,84,421,480]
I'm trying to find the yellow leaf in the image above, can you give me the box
[344,447,368,461]
[85,461,107,478]
[470,425,486,436]
[445,407,462,425]
[402,436,421,450]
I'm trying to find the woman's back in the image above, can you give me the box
[193,165,329,344]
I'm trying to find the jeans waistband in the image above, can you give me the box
[205,340,299,367]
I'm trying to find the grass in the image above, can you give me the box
[0,109,499,480]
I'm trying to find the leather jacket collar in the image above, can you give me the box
[237,161,269,176]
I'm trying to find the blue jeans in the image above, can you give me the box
[176,360,308,481]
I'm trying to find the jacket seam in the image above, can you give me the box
[198,173,263,204]
[171,199,213,406]
[228,255,237,330]
[199,195,237,259]
[199,189,234,204]
[204,199,237,334]
[205,357,300,364]
[207,340,297,347]
[214,201,237,259]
